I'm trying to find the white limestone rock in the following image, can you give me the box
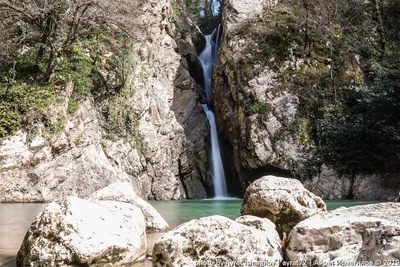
[241,176,327,235]
[152,215,283,267]
[235,215,278,234]
[286,203,400,265]
[17,197,146,267]
[88,182,169,233]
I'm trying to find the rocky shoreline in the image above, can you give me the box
[15,176,400,267]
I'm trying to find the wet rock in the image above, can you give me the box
[241,176,327,236]
[17,197,146,267]
[286,203,400,265]
[152,215,283,267]
[88,182,169,233]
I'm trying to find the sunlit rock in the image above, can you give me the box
[153,215,282,267]
[88,182,169,233]
[235,215,278,234]
[286,203,400,265]
[241,175,326,236]
[17,197,146,267]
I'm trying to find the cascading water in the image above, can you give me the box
[202,104,228,197]
[198,32,215,103]
[198,26,228,198]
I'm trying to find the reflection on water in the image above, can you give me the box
[0,199,385,267]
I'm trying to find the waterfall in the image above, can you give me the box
[198,33,214,104]
[198,26,228,198]
[202,105,228,197]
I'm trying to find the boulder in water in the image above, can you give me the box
[286,203,400,265]
[88,182,169,233]
[17,197,146,267]
[241,175,327,236]
[152,215,283,267]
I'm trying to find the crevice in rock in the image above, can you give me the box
[219,134,242,197]
[178,158,189,198]
[244,165,292,189]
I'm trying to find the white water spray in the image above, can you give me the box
[198,26,228,198]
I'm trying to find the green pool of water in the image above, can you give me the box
[150,199,384,229]
[0,199,387,267]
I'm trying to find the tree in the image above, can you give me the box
[0,0,115,81]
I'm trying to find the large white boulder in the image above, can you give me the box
[241,176,327,235]
[286,203,400,265]
[152,215,283,267]
[88,182,169,233]
[17,197,146,267]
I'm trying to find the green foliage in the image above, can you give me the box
[249,101,271,123]
[319,62,400,175]
[171,0,221,36]
[251,101,271,113]
[100,83,141,145]
[67,99,79,115]
[0,0,137,139]
[112,50,138,91]
[97,49,141,144]
[54,44,94,96]
[0,84,61,138]
[0,105,21,138]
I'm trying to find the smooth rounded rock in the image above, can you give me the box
[152,215,283,267]
[88,182,169,233]
[241,175,327,236]
[17,197,146,267]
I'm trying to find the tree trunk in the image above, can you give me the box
[372,0,386,57]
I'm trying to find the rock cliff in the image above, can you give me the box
[213,0,311,192]
[0,0,211,202]
[213,0,400,199]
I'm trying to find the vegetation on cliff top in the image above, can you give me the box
[0,0,141,140]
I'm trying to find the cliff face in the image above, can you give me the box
[213,0,400,199]
[0,0,211,202]
[214,0,308,189]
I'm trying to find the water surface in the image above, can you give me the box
[0,199,384,266]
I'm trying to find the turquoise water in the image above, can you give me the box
[0,199,386,267]
[150,199,384,229]
[150,199,242,228]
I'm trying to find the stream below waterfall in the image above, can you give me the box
[0,200,385,267]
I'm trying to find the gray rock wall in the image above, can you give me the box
[212,0,399,200]
[213,0,312,189]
